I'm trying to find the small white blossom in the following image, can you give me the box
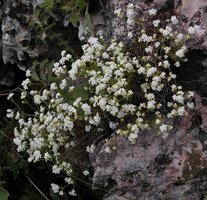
[149,9,157,16]
[51,183,60,193]
[26,69,31,77]
[160,124,168,132]
[69,189,77,196]
[7,93,14,100]
[86,144,96,153]
[83,170,90,176]
[153,20,160,27]
[171,16,178,24]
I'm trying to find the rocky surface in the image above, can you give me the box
[0,0,79,86]
[91,95,207,200]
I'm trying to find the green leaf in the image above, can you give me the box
[40,0,55,11]
[70,12,81,27]
[84,12,94,36]
[75,0,87,9]
[47,61,54,82]
[34,9,41,19]
[0,187,9,200]
[72,84,89,101]
[60,83,89,105]
[31,60,40,81]
[60,5,70,12]
[43,22,56,32]
[40,59,51,81]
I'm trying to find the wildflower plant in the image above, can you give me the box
[7,3,198,197]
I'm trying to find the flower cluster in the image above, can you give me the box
[7,4,197,197]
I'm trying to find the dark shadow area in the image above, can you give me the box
[173,50,207,97]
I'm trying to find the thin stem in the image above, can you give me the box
[26,175,50,200]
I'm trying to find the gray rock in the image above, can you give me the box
[0,0,78,86]
[91,95,207,199]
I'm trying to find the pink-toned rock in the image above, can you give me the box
[176,0,207,19]
[91,95,207,199]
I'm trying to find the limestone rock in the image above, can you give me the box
[0,0,78,85]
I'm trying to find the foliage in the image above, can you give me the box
[31,59,55,83]
[0,187,9,200]
[7,3,200,199]
[40,0,87,27]
[29,0,89,49]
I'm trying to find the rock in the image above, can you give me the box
[91,94,207,200]
[0,0,79,86]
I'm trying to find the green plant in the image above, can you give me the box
[0,187,9,200]
[7,3,199,198]
[40,0,87,27]
[29,0,89,45]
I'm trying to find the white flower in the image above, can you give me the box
[104,146,111,153]
[60,79,67,89]
[61,50,66,57]
[138,67,146,75]
[15,111,20,120]
[83,170,90,176]
[147,100,156,109]
[52,165,61,174]
[128,132,138,143]
[102,52,109,59]
[177,33,184,40]
[21,78,31,90]
[177,106,186,116]
[160,124,168,132]
[7,93,14,100]
[163,60,170,68]
[86,144,95,153]
[20,92,27,99]
[34,94,42,104]
[44,152,51,161]
[173,94,184,104]
[149,9,157,16]
[155,42,160,47]
[147,67,156,77]
[141,34,152,43]
[50,83,58,90]
[175,62,180,67]
[65,177,73,184]
[51,183,59,193]
[69,189,77,196]
[127,31,133,39]
[171,16,178,24]
[153,20,160,27]
[175,48,186,58]
[85,125,91,132]
[81,103,91,115]
[187,102,194,110]
[155,119,161,125]
[26,69,31,77]
[114,8,124,18]
[145,46,153,53]
[88,37,98,45]
[109,121,117,129]
[6,109,14,118]
[160,26,172,36]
